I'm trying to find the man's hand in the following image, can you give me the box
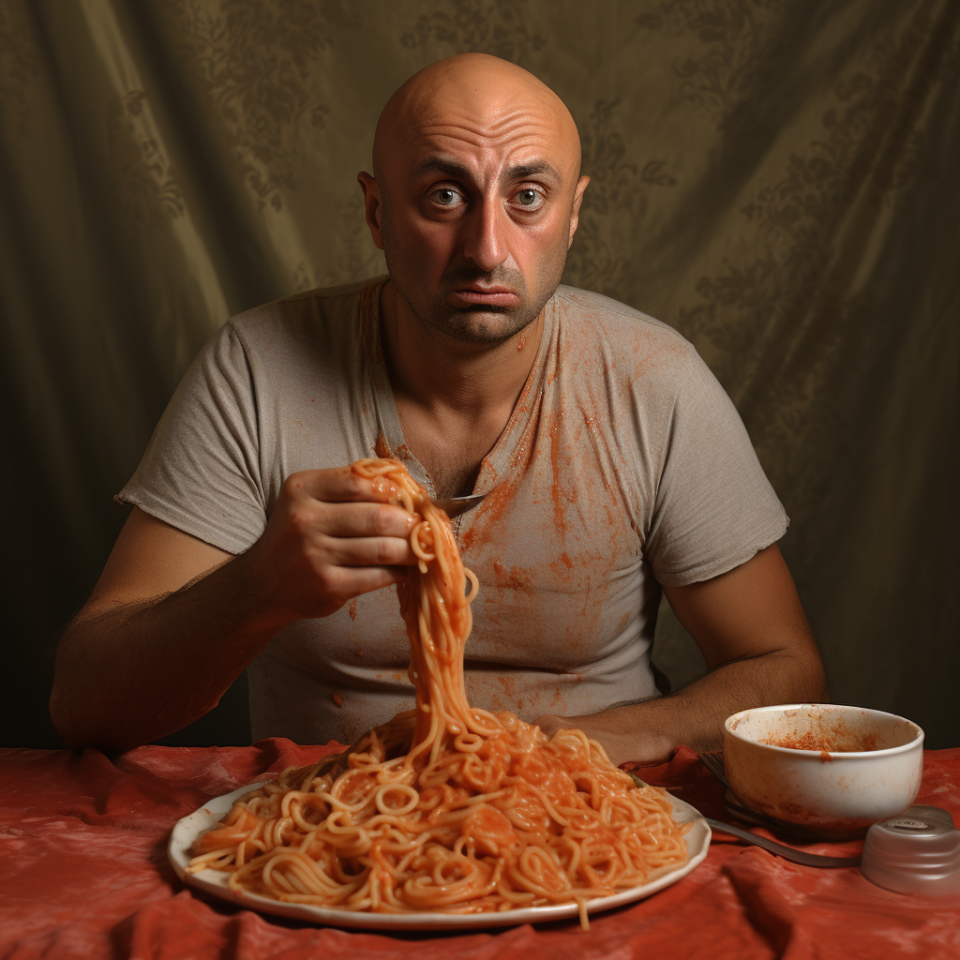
[51,466,418,753]
[236,466,418,624]
[534,711,673,767]
[534,544,828,767]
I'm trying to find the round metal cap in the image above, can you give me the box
[861,805,960,895]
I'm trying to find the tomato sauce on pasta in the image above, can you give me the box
[187,458,689,926]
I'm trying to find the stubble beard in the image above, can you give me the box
[383,242,569,347]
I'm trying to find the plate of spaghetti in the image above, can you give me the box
[168,458,711,930]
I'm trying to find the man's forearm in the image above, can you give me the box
[538,648,829,767]
[546,543,831,766]
[50,553,291,753]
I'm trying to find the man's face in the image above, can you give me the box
[362,82,589,346]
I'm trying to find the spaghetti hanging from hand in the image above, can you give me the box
[187,458,689,926]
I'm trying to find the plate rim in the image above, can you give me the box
[168,780,711,931]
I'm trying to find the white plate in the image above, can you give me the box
[168,782,711,931]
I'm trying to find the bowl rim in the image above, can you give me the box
[723,702,924,758]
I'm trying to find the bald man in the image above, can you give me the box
[52,55,827,760]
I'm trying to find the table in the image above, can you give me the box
[2,741,959,959]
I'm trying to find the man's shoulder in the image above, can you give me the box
[554,285,685,334]
[228,276,381,330]
[552,284,693,354]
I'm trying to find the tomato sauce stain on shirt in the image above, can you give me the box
[492,559,532,592]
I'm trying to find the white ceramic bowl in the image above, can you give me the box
[723,703,924,838]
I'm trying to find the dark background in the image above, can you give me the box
[1,0,957,750]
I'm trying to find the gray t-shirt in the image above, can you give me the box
[120,278,787,745]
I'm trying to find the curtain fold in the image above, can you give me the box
[2,0,956,747]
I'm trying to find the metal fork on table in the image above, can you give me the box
[692,752,861,868]
[697,750,729,787]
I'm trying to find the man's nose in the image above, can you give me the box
[461,197,508,273]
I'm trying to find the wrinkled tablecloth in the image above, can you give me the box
[2,741,959,959]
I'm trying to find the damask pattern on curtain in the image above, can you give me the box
[1,0,957,747]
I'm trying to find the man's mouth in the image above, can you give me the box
[448,286,520,308]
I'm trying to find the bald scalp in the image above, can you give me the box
[372,54,582,189]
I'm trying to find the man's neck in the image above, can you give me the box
[379,280,545,497]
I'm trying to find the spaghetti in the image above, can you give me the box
[187,458,689,926]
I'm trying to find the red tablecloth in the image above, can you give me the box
[2,741,959,959]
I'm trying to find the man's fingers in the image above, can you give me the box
[318,500,418,539]
[281,466,395,506]
[288,499,418,563]
[300,562,407,620]
[317,534,417,568]
[255,464,427,619]
[280,472,419,541]
[322,563,407,603]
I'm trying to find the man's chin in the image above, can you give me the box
[434,308,536,345]
[458,304,510,315]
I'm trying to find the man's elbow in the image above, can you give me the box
[787,646,830,704]
[49,687,119,753]
[49,663,149,754]
[50,703,152,754]
[49,687,92,751]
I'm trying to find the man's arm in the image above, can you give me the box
[50,468,417,753]
[535,544,828,766]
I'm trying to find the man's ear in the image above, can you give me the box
[357,172,385,250]
[567,175,590,249]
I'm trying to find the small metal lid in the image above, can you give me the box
[861,805,960,895]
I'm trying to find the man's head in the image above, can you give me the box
[358,54,589,345]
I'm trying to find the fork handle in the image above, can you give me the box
[703,817,861,868]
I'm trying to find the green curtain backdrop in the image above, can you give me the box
[2,0,957,748]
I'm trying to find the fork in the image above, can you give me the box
[698,751,729,787]
[431,493,488,518]
[698,816,861,867]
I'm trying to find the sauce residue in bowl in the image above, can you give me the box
[759,728,881,753]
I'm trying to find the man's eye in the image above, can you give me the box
[517,188,542,208]
[434,188,460,205]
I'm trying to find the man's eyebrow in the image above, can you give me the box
[414,157,563,183]
[507,161,563,183]
[415,158,472,178]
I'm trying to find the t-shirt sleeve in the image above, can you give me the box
[644,346,788,586]
[117,322,267,555]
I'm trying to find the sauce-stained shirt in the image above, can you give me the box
[120,279,787,745]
